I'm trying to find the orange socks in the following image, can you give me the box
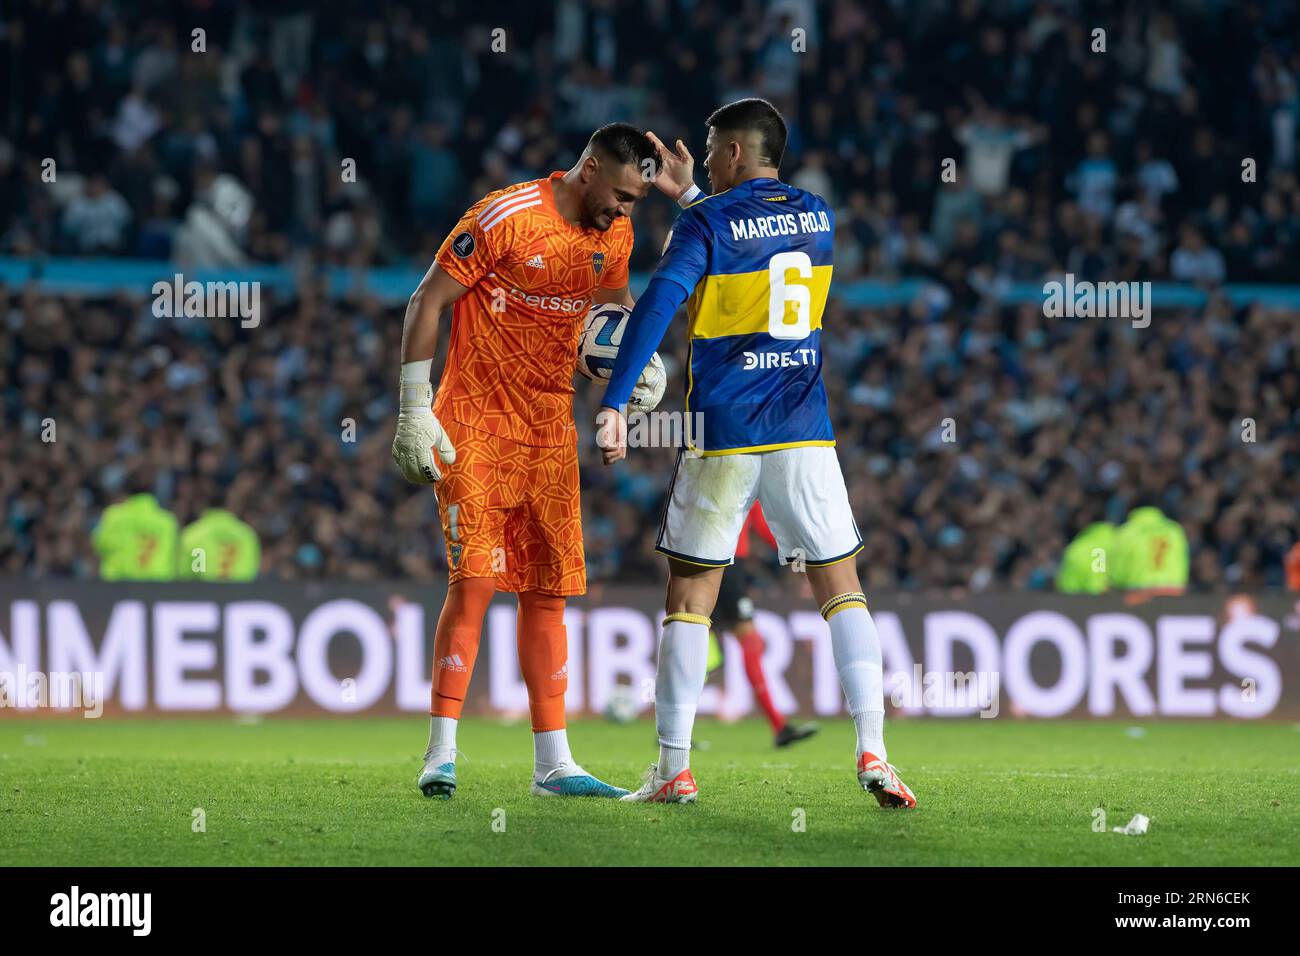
[517,591,569,732]
[430,577,497,719]
[430,582,570,731]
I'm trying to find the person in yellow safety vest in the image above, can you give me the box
[1056,521,1116,593]
[176,508,261,581]
[1110,506,1189,591]
[92,493,179,581]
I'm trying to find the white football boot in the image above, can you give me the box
[417,747,458,799]
[857,751,917,808]
[620,765,699,803]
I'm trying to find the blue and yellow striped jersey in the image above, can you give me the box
[655,177,835,455]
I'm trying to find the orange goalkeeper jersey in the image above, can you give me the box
[434,172,634,447]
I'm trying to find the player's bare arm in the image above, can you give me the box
[392,263,466,485]
[592,267,690,466]
[591,286,643,459]
[593,283,635,308]
[401,261,468,363]
[596,406,628,466]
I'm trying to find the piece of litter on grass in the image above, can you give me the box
[1112,813,1149,835]
[1125,726,1147,738]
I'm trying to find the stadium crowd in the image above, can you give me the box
[2,0,1299,589]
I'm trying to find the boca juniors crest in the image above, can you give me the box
[592,251,605,277]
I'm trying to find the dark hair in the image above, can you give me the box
[706,97,787,168]
[589,123,661,176]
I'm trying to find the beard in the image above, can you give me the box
[582,196,617,231]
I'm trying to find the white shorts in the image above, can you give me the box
[655,445,863,568]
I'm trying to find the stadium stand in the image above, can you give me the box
[2,0,1298,589]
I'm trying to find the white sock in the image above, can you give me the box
[533,729,575,778]
[825,598,887,760]
[425,715,457,763]
[655,615,710,778]
[853,711,886,759]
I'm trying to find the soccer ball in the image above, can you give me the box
[603,684,639,724]
[577,303,667,412]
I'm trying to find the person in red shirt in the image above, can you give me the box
[711,502,819,748]
[1285,542,1300,591]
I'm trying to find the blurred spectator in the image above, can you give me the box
[177,508,261,581]
[955,107,1044,198]
[0,1,1294,283]
[61,174,132,253]
[3,280,1296,590]
[1110,506,1190,592]
[1056,521,1115,594]
[92,493,177,581]
[2,1,1299,590]
[1170,224,1226,285]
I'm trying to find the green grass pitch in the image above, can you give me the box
[1,717,1295,866]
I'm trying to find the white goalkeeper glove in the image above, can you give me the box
[392,381,456,484]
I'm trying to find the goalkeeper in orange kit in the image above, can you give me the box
[392,124,660,799]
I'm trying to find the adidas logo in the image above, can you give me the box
[550,663,568,681]
[525,254,545,269]
[438,653,468,673]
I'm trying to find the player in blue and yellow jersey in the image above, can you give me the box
[597,98,915,809]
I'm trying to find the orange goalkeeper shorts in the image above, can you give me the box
[434,419,586,595]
